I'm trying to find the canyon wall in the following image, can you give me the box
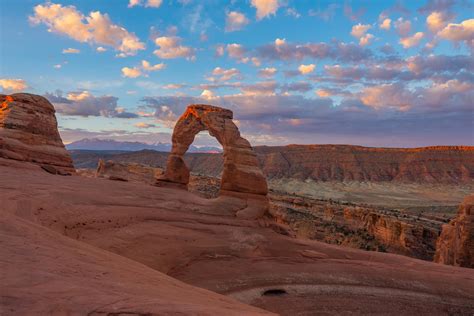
[434,194,474,268]
[71,145,474,184]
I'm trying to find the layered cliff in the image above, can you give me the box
[256,145,474,183]
[71,144,474,183]
[434,194,474,268]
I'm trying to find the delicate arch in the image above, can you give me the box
[158,104,268,197]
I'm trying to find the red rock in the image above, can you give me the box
[157,104,268,219]
[1,163,473,315]
[0,93,75,175]
[434,194,474,268]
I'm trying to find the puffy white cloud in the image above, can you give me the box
[258,67,277,78]
[394,18,412,37]
[122,60,166,78]
[225,11,249,32]
[400,32,424,48]
[200,89,216,99]
[128,0,162,8]
[30,3,145,56]
[298,64,316,75]
[360,83,412,110]
[141,60,166,71]
[351,23,373,46]
[225,43,249,63]
[153,36,195,59]
[359,34,374,46]
[53,64,62,69]
[251,0,280,20]
[351,23,371,38]
[0,79,28,92]
[96,46,107,52]
[437,19,474,44]
[379,18,391,30]
[426,11,450,33]
[62,48,80,54]
[122,67,142,78]
[209,67,241,81]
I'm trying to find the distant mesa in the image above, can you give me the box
[434,194,474,268]
[157,104,269,219]
[0,93,75,175]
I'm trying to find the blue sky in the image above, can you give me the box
[1,0,473,147]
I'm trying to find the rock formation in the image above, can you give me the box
[1,162,474,314]
[434,194,474,268]
[72,144,474,183]
[0,93,75,175]
[96,159,163,184]
[157,104,268,219]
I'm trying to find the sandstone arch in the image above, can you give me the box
[157,104,268,219]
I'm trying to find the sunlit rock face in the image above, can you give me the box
[434,194,474,268]
[157,104,268,219]
[0,93,75,175]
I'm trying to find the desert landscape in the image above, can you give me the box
[1,0,474,315]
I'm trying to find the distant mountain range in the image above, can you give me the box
[66,138,222,153]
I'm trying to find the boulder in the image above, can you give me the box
[0,93,75,175]
[157,104,268,219]
[434,194,474,268]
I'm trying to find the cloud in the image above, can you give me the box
[138,82,473,147]
[309,4,340,21]
[0,79,28,92]
[251,0,281,20]
[122,67,142,78]
[426,11,451,33]
[134,122,156,128]
[30,3,145,56]
[298,64,316,75]
[394,18,412,37]
[141,60,166,71]
[351,23,371,38]
[54,64,62,69]
[96,46,107,52]
[257,39,372,62]
[225,11,249,32]
[437,19,474,46]
[400,32,424,48]
[45,91,138,118]
[208,67,241,81]
[379,18,391,30]
[153,36,195,59]
[128,0,162,8]
[286,8,301,18]
[62,48,80,54]
[200,89,216,99]
[258,67,277,78]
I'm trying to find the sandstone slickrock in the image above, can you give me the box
[96,159,163,184]
[1,163,474,315]
[0,93,75,175]
[434,194,474,268]
[157,104,269,219]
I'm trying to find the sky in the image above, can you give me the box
[0,0,473,148]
